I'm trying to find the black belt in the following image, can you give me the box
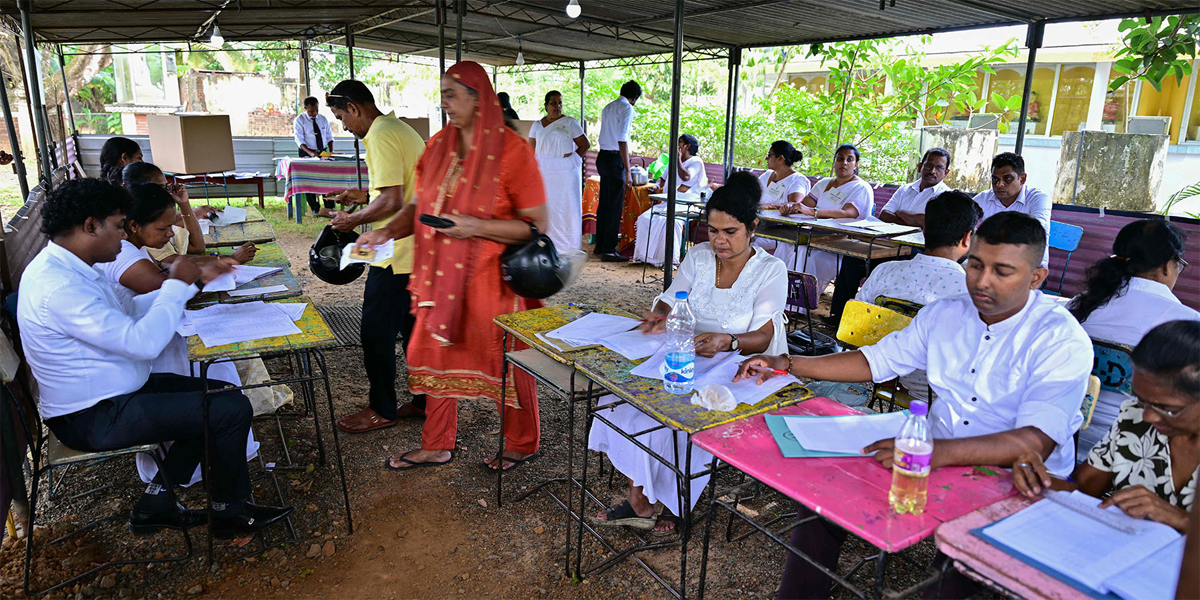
[598,149,620,154]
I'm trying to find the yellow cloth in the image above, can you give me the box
[364,111,425,273]
[146,226,190,262]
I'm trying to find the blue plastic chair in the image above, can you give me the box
[1092,338,1134,396]
[1048,221,1084,294]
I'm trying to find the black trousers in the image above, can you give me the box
[594,150,626,255]
[361,266,425,419]
[46,374,252,503]
[777,505,979,599]
[298,149,335,212]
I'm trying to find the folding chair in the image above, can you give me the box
[836,300,914,412]
[1047,221,1084,294]
[1078,339,1135,455]
[784,271,836,356]
[874,295,924,318]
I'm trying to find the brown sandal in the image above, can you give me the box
[335,408,397,433]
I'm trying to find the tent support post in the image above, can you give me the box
[662,0,685,288]
[722,47,741,180]
[1014,21,1044,155]
[18,0,52,190]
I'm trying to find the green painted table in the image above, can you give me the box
[186,296,336,361]
[493,304,637,366]
[213,241,290,267]
[187,266,301,309]
[203,220,275,247]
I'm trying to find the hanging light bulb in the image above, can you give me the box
[566,0,581,18]
[209,23,224,46]
[515,36,524,66]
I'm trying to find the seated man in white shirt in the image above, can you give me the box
[854,190,982,403]
[878,147,952,227]
[636,134,708,267]
[972,152,1051,265]
[16,179,293,539]
[739,211,1093,600]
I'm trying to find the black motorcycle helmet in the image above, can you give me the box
[309,225,364,285]
[500,223,563,299]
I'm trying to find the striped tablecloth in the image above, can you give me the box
[275,157,369,200]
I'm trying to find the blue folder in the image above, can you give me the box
[765,413,881,458]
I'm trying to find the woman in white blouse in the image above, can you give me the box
[528,90,590,252]
[754,140,811,254]
[590,172,788,534]
[773,144,874,296]
[635,134,709,267]
[1068,219,1198,461]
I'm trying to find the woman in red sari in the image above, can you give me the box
[355,61,547,470]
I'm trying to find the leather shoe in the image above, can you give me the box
[336,407,397,433]
[395,401,426,419]
[210,503,295,540]
[129,503,207,535]
[600,253,630,263]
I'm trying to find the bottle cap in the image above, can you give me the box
[675,291,688,300]
[909,401,928,416]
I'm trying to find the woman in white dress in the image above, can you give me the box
[1067,219,1198,461]
[773,144,874,296]
[589,172,789,534]
[754,140,811,254]
[528,90,589,252]
[95,183,259,485]
[635,134,709,267]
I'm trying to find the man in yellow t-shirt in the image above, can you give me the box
[324,80,428,433]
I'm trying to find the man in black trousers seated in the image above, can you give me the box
[16,178,292,537]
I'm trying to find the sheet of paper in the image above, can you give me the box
[232,265,282,285]
[197,219,211,234]
[203,271,237,292]
[211,206,247,226]
[982,491,1181,593]
[600,329,664,360]
[534,332,569,352]
[760,209,814,222]
[186,301,302,347]
[629,348,740,382]
[784,411,909,454]
[273,302,308,321]
[544,313,639,347]
[339,240,395,269]
[1104,536,1184,600]
[697,358,800,407]
[227,284,288,297]
[839,220,917,236]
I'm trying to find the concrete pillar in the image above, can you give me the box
[1085,62,1112,131]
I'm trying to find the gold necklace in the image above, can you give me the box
[716,257,722,288]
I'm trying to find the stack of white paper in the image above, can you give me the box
[600,329,664,360]
[210,206,247,226]
[542,313,639,348]
[339,240,394,269]
[630,348,800,406]
[982,490,1182,596]
[630,349,741,382]
[784,412,908,454]
[840,220,918,236]
[203,265,283,293]
[182,301,302,347]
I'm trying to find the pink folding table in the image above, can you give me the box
[691,398,1017,600]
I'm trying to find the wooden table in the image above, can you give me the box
[168,172,267,208]
[187,266,301,308]
[203,220,276,248]
[213,241,290,267]
[692,399,1016,599]
[935,496,1092,600]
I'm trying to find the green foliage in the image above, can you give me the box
[1111,15,1200,92]
[1162,181,1200,219]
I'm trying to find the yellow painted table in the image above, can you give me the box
[186,297,350,555]
[187,266,301,309]
[213,241,290,267]
[203,220,275,248]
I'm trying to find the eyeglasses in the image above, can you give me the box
[1177,257,1189,273]
[1136,396,1195,419]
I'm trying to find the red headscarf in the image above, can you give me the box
[411,61,508,344]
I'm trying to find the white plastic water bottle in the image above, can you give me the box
[661,291,696,394]
[889,401,933,515]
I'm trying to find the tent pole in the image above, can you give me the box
[438,0,446,125]
[301,39,311,99]
[1014,21,1044,155]
[579,61,586,134]
[56,44,77,138]
[455,0,463,63]
[18,0,52,190]
[662,0,684,288]
[347,24,363,192]
[0,69,30,200]
[723,47,741,180]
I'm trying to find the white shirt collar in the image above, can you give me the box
[911,252,964,271]
[979,289,1041,333]
[1126,277,1182,304]
[45,241,102,281]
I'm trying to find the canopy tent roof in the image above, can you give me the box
[3,0,1198,66]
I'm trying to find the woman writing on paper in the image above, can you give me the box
[352,61,548,472]
[634,134,709,267]
[771,144,874,294]
[528,90,589,251]
[588,171,788,534]
[754,140,810,254]
[1012,320,1199,532]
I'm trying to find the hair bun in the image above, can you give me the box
[791,150,803,163]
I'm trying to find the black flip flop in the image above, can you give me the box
[651,507,681,538]
[384,451,453,471]
[481,451,541,472]
[587,500,656,531]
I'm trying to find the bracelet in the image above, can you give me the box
[780,353,794,374]
[813,208,818,219]
[180,213,194,218]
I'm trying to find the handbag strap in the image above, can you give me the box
[523,219,539,237]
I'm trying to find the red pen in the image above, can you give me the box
[749,365,789,376]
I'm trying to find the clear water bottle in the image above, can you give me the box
[661,291,696,395]
[889,401,933,515]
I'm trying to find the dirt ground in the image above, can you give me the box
[0,220,948,600]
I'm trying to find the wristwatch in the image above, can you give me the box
[729,334,740,352]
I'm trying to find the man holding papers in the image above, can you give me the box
[738,212,1093,599]
[323,80,428,434]
[17,179,293,538]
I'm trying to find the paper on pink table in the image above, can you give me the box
[691,397,1017,553]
